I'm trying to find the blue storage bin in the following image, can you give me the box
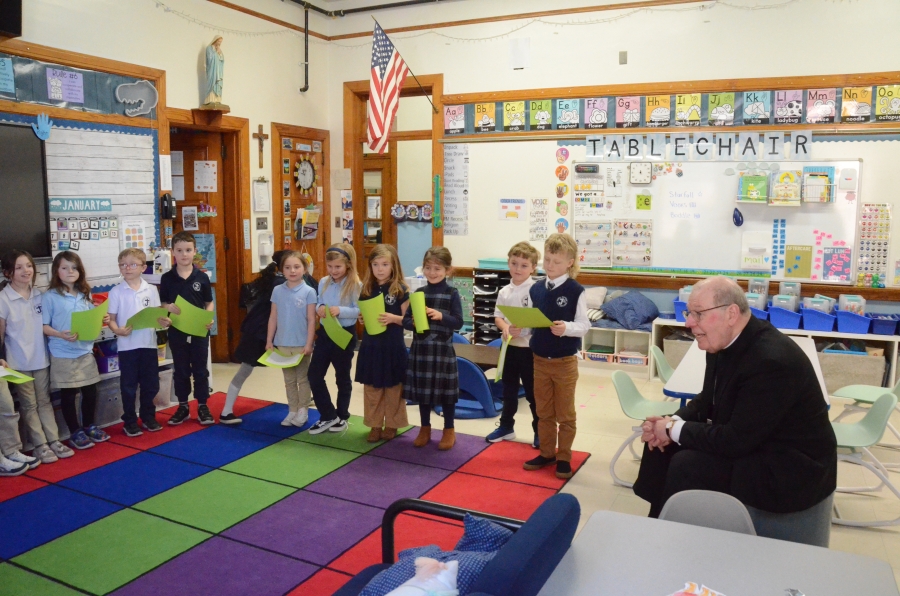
[769,307,802,329]
[868,314,900,336]
[674,300,687,322]
[835,309,871,334]
[801,308,836,332]
[658,311,676,320]
[749,307,768,320]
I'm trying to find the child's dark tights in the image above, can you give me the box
[419,403,455,429]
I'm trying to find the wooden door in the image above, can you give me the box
[169,130,231,362]
[359,153,394,276]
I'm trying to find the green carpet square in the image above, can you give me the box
[134,470,296,533]
[223,439,359,488]
[291,415,412,453]
[0,563,82,596]
[13,509,209,595]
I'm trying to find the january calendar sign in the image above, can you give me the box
[46,68,84,103]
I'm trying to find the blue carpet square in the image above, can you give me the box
[0,485,121,558]
[149,425,282,468]
[60,451,212,506]
[237,403,320,438]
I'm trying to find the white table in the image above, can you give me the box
[662,337,830,408]
[538,510,900,596]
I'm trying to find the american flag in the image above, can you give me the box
[367,23,409,154]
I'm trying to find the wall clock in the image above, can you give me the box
[629,162,652,185]
[294,155,317,197]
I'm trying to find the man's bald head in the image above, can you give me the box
[693,277,750,316]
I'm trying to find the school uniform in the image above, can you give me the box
[271,281,317,412]
[309,277,360,422]
[529,274,589,463]
[232,275,286,366]
[494,278,538,433]
[108,279,162,426]
[160,266,213,405]
[355,283,409,430]
[0,285,57,446]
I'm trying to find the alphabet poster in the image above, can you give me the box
[444,105,465,135]
[774,90,803,125]
[743,91,771,124]
[875,85,900,121]
[707,92,735,126]
[474,102,496,132]
[584,98,608,129]
[675,93,702,126]
[841,87,872,122]
[615,96,640,128]
[556,98,580,130]
[503,101,526,131]
[645,95,670,127]
[529,100,553,130]
[805,88,836,124]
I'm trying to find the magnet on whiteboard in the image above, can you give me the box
[733,208,744,227]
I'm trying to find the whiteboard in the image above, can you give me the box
[448,140,864,284]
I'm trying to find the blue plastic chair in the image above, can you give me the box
[435,357,502,419]
[452,332,471,344]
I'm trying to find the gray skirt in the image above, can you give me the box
[50,353,101,389]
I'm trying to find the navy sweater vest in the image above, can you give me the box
[529,278,584,358]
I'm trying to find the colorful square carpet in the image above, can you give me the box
[0,392,590,595]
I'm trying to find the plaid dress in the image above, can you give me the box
[403,280,463,406]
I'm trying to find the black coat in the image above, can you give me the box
[676,315,837,513]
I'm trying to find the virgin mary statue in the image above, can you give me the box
[203,36,225,107]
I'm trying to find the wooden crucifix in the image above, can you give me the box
[253,124,269,168]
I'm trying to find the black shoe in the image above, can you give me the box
[197,405,215,425]
[143,418,162,432]
[168,405,190,426]
[308,417,339,435]
[123,423,143,437]
[219,413,242,425]
[523,455,557,471]
[328,419,349,433]
[555,461,573,479]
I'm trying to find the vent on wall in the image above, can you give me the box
[0,0,22,39]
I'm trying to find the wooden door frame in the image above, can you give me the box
[269,123,331,273]
[343,75,444,253]
[165,107,251,360]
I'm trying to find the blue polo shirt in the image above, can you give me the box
[41,289,96,358]
[316,276,360,327]
[271,281,317,347]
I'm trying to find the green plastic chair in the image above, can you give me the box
[610,371,679,488]
[650,345,674,384]
[832,377,900,449]
[832,392,900,527]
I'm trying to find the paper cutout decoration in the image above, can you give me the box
[785,245,813,278]
[645,95,670,127]
[842,87,872,122]
[529,99,553,130]
[474,102,496,132]
[707,92,735,126]
[805,88,836,124]
[443,104,465,135]
[774,89,803,124]
[615,96,640,128]
[584,98,608,129]
[556,98,580,130]
[675,93,701,126]
[875,85,900,122]
[502,101,526,132]
[742,90,771,124]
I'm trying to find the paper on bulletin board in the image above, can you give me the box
[170,151,184,175]
[46,68,84,103]
[253,180,270,212]
[823,247,852,282]
[182,206,199,231]
[194,160,217,192]
[0,58,14,94]
[499,198,526,220]
[530,198,549,241]
[159,154,172,191]
[740,231,772,271]
[784,245,813,278]
[171,176,185,201]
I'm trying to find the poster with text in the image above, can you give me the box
[193,160,217,192]
[615,96,641,128]
[556,98,580,130]
[530,198,549,241]
[46,68,84,103]
[774,90,803,125]
[784,245,812,278]
[444,105,465,135]
[841,87,872,122]
[584,98,609,129]
[805,88,836,124]
[742,91,771,124]
[674,93,702,126]
[644,95,670,127]
[503,101,526,132]
[474,102,496,132]
[823,247,852,282]
[707,92,736,126]
[499,198,526,220]
[740,231,772,271]
[529,99,553,130]
[875,85,900,122]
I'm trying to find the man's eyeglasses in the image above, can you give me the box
[682,304,730,321]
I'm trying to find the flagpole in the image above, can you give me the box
[372,17,438,114]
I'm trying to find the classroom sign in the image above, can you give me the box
[616,96,640,128]
[645,95,670,127]
[503,101,526,132]
[584,98,608,129]
[557,99,580,130]
[841,87,872,122]
[46,68,84,103]
[49,198,113,213]
[805,88,836,124]
[774,90,803,125]
[444,105,465,135]
[675,93,702,126]
[474,102,496,132]
[707,92,735,126]
[0,58,14,95]
[875,85,900,122]
[529,100,553,130]
[742,91,771,124]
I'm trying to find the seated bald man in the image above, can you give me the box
[633,277,836,518]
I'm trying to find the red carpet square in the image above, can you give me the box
[458,441,591,489]
[420,472,557,521]
[329,513,465,576]
[107,418,206,450]
[0,474,48,503]
[287,568,352,596]
[27,442,141,483]
[158,392,272,420]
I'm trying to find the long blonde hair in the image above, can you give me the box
[322,243,361,304]
[362,244,406,300]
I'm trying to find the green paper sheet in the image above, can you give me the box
[410,292,429,333]
[170,296,214,337]
[358,294,387,336]
[257,349,303,368]
[494,335,512,382]
[70,300,109,341]
[497,305,554,328]
[0,366,34,384]
[322,306,352,349]
[126,307,170,331]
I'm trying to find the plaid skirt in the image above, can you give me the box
[403,336,458,406]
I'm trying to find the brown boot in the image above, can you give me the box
[438,428,456,451]
[366,427,382,443]
[382,427,397,441]
[413,426,431,447]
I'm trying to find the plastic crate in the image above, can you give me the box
[768,307,802,329]
[801,308,836,332]
[836,309,871,334]
[868,314,900,336]
[583,351,615,363]
[658,311,676,320]
[674,300,687,322]
[749,307,768,320]
[616,353,649,366]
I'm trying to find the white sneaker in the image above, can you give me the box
[33,444,59,464]
[0,454,27,476]
[292,408,309,427]
[6,450,39,469]
[49,441,75,459]
[281,412,297,427]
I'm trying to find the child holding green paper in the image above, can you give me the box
[42,251,110,450]
[355,244,409,443]
[108,249,171,437]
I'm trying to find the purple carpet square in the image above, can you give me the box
[368,427,488,470]
[222,490,382,564]
[111,536,316,596]
[305,455,451,508]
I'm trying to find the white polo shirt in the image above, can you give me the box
[0,284,49,371]
[494,277,535,348]
[107,279,161,352]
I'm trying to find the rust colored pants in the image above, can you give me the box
[533,354,578,462]
[363,384,408,429]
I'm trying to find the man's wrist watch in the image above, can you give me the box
[665,419,675,439]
